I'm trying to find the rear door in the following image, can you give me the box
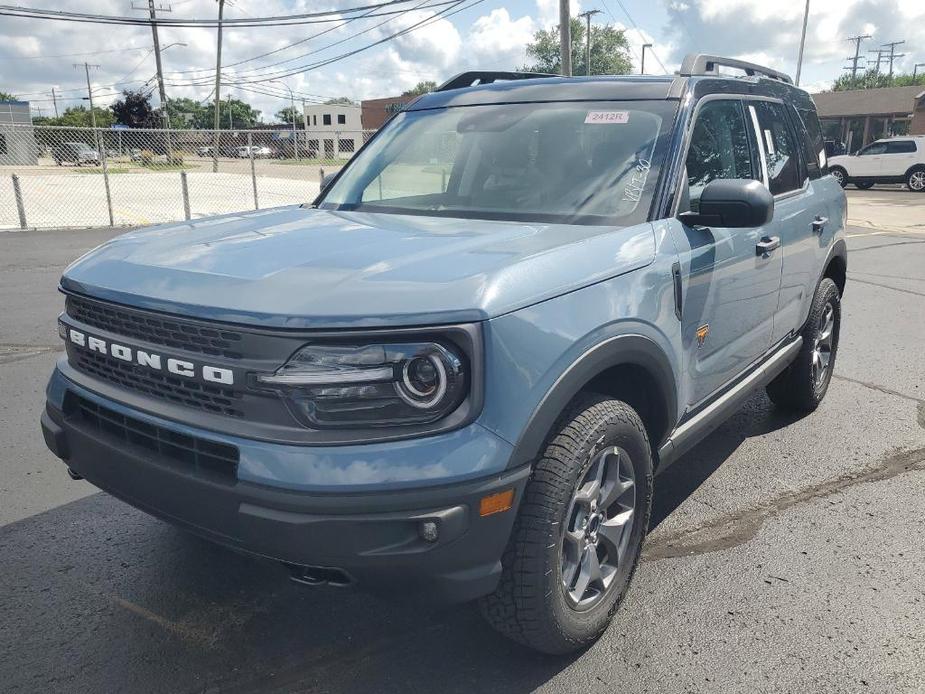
[880,139,918,178]
[750,100,826,344]
[673,97,782,407]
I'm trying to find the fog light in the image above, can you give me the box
[479,489,515,517]
[419,520,439,543]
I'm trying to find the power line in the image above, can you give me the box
[880,40,906,78]
[610,0,667,74]
[0,46,151,61]
[0,1,450,28]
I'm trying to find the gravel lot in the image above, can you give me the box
[1,197,924,693]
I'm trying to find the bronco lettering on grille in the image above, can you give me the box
[66,328,234,385]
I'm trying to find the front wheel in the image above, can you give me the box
[908,168,925,192]
[480,395,652,654]
[766,277,841,411]
[830,167,848,188]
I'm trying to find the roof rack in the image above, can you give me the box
[679,54,793,85]
[436,71,558,92]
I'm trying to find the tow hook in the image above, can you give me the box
[286,563,353,588]
[66,467,83,481]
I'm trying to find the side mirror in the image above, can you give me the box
[678,179,773,228]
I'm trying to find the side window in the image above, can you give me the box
[795,107,826,178]
[686,99,756,206]
[884,141,916,154]
[753,101,803,195]
[858,143,887,156]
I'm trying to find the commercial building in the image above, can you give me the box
[360,95,415,130]
[298,103,364,159]
[0,100,38,165]
[812,85,925,153]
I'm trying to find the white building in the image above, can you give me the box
[0,100,38,165]
[300,103,363,159]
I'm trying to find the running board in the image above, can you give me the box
[657,336,802,470]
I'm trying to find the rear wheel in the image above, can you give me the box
[854,181,874,190]
[766,277,840,412]
[908,168,925,192]
[480,395,652,654]
[830,167,848,188]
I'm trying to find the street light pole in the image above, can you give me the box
[641,43,652,75]
[270,81,298,160]
[212,0,225,173]
[577,9,601,76]
[795,0,810,86]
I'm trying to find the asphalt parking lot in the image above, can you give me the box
[1,191,924,693]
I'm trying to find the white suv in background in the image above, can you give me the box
[828,136,925,192]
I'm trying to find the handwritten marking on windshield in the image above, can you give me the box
[623,159,651,202]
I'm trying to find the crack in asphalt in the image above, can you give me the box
[846,276,925,297]
[642,445,925,561]
[833,374,925,405]
[0,344,62,365]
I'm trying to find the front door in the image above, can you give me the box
[852,141,887,177]
[671,98,783,409]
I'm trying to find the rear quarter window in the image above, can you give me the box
[795,106,827,179]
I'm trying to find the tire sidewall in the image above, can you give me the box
[544,409,653,645]
[809,278,841,402]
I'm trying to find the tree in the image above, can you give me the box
[831,68,925,92]
[402,80,437,97]
[193,98,261,129]
[522,18,632,76]
[325,96,355,105]
[0,90,17,100]
[111,89,160,128]
[38,105,114,128]
[165,97,206,128]
[275,106,301,124]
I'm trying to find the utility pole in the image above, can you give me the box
[558,0,571,77]
[212,0,225,172]
[881,40,905,78]
[794,0,810,86]
[75,62,100,128]
[577,9,601,76]
[133,1,172,126]
[640,43,652,75]
[868,48,884,73]
[844,34,872,79]
[50,87,59,117]
[914,63,925,79]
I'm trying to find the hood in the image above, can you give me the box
[62,206,655,329]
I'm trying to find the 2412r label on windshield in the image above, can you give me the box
[584,111,630,124]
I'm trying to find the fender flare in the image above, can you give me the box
[507,333,678,469]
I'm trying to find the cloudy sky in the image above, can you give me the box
[1,0,924,122]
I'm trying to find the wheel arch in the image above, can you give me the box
[823,238,848,297]
[508,334,678,470]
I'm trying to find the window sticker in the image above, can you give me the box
[585,111,630,124]
[763,129,776,156]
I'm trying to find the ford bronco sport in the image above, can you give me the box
[42,55,847,654]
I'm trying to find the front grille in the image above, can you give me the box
[67,394,239,481]
[72,348,244,418]
[67,295,244,359]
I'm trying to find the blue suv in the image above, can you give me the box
[41,55,847,654]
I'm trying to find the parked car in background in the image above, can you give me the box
[196,146,214,157]
[828,136,925,191]
[234,145,273,159]
[51,142,101,166]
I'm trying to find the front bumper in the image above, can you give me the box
[41,369,529,604]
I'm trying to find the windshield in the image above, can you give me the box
[319,100,677,226]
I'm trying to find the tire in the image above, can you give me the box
[830,167,848,188]
[854,181,874,190]
[766,277,841,412]
[480,395,653,654]
[908,167,925,192]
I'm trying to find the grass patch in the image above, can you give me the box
[74,164,193,174]
[273,158,346,166]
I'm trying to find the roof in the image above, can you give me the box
[811,85,924,118]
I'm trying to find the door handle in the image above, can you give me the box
[812,216,829,233]
[755,236,780,256]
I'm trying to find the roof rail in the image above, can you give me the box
[436,71,558,92]
[679,54,793,85]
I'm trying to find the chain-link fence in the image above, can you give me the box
[0,124,375,230]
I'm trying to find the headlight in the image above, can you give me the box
[256,341,468,428]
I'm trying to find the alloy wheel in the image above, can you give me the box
[812,301,835,388]
[561,446,636,610]
[831,169,845,186]
[910,170,925,192]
